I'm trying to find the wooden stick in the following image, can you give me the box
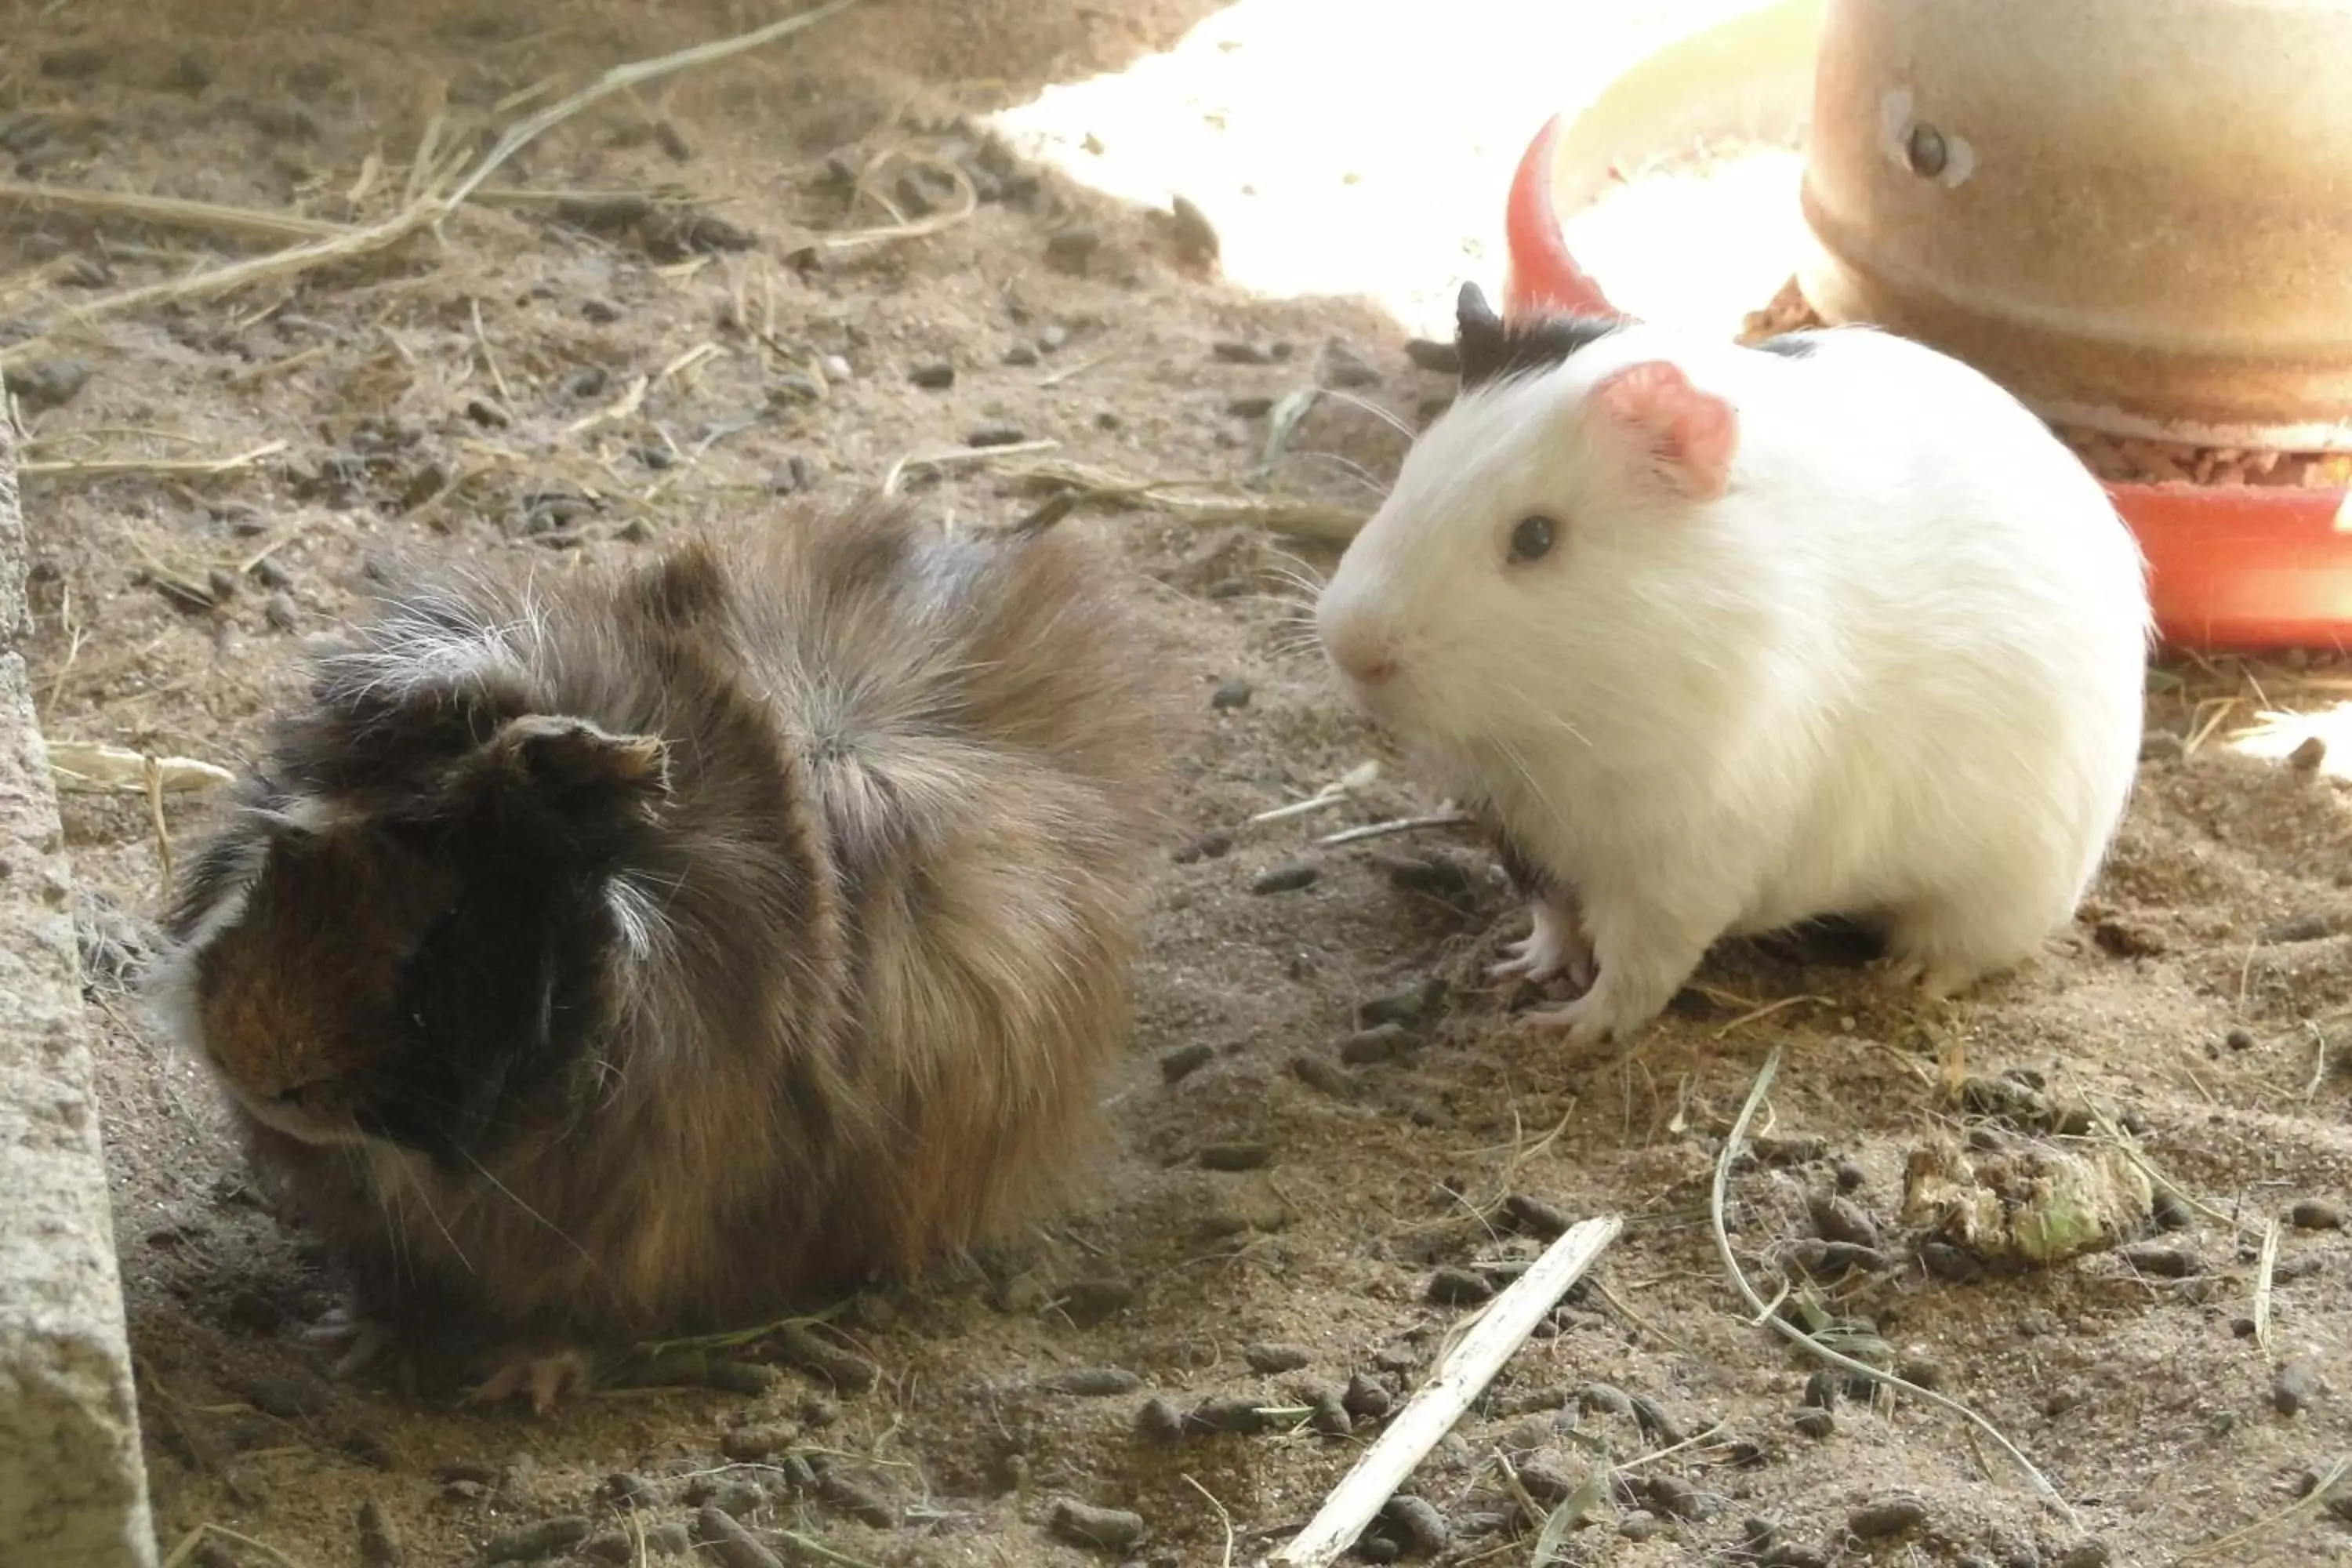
[1265,1215,1623,1568]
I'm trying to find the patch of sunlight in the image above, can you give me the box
[989,0,1806,341]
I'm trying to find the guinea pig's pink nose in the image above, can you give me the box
[1323,617,1399,686]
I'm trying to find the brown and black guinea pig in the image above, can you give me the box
[143,495,1183,1410]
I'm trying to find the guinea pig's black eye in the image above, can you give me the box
[1508,514,1558,564]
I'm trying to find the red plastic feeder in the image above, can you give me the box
[1498,1,2352,655]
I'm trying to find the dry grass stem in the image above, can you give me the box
[1714,1047,2077,1523]
[0,180,349,243]
[1184,1474,1238,1568]
[20,440,288,480]
[0,0,870,375]
[49,742,234,794]
[1313,812,1475,848]
[2176,1454,2350,1564]
[1250,760,1380,826]
[1010,457,1368,541]
[881,437,1059,495]
[2253,1218,2281,1355]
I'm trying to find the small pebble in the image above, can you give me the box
[1426,1266,1494,1307]
[2289,735,2328,771]
[1359,1537,1400,1564]
[907,359,956,390]
[1802,1370,1839,1410]
[602,1473,661,1511]
[694,1507,782,1568]
[1628,1392,1686,1446]
[1171,829,1234,864]
[1003,343,1040,367]
[1403,338,1460,374]
[1791,1407,1835,1439]
[767,373,822,405]
[580,298,622,324]
[967,422,1026,448]
[1250,862,1319,895]
[1244,1343,1311,1374]
[2226,1026,2256,1051]
[1374,851,1478,899]
[1160,1042,1215,1083]
[1225,394,1274,417]
[1053,1500,1147,1552]
[2290,1198,2346,1230]
[1039,322,1073,353]
[1344,1372,1393,1420]
[1848,1496,1928,1539]
[1168,194,1220,263]
[264,592,300,632]
[2274,1358,2322,1415]
[1210,679,1252,710]
[2260,912,2331,944]
[2120,1242,2199,1278]
[1305,1385,1352,1437]
[1058,1277,1136,1326]
[1808,1194,1880,1248]
[1617,1510,1660,1543]
[1339,1023,1410,1065]
[238,1374,328,1420]
[1835,1159,1867,1192]
[720,1427,789,1462]
[1185,1395,1269,1435]
[483,1516,593,1563]
[1894,1352,1944,1392]
[11,358,93,412]
[818,1471,894,1527]
[1515,1461,1573,1508]
[38,45,109,79]
[1319,342,1382,390]
[2152,1191,2194,1231]
[1199,1141,1271,1172]
[2059,1544,2112,1568]
[1044,227,1102,274]
[1135,1396,1185,1443]
[1288,1052,1348,1096]
[1381,1496,1448,1555]
[1644,1475,1704,1522]
[819,354,853,383]
[1358,978,1444,1027]
[1038,1367,1142,1397]
[1502,1192,1572,1240]
[358,1498,401,1568]
[1212,340,1272,365]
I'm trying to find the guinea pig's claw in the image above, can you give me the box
[301,1307,391,1377]
[470,1349,593,1415]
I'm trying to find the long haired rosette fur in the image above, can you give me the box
[147,498,1180,1408]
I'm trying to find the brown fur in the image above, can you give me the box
[147,495,1182,1351]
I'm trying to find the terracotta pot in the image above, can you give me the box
[1798,0,2352,450]
[1503,0,2352,651]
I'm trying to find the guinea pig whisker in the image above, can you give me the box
[1286,448,1396,500]
[453,1146,602,1275]
[1314,390,1415,444]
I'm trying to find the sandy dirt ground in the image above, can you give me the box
[6,1,2352,1564]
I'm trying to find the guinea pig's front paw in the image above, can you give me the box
[1487,899,1595,990]
[1523,979,1662,1051]
[469,1348,595,1415]
[300,1304,393,1378]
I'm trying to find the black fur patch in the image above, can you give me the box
[367,791,639,1164]
[1749,913,1888,968]
[1454,281,1621,390]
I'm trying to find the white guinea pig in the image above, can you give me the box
[1317,284,2152,1047]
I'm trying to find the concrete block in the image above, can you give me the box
[0,387,159,1566]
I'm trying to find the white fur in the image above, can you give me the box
[1316,322,2152,1046]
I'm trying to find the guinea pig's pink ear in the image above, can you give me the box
[1586,361,1739,501]
[478,714,672,815]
